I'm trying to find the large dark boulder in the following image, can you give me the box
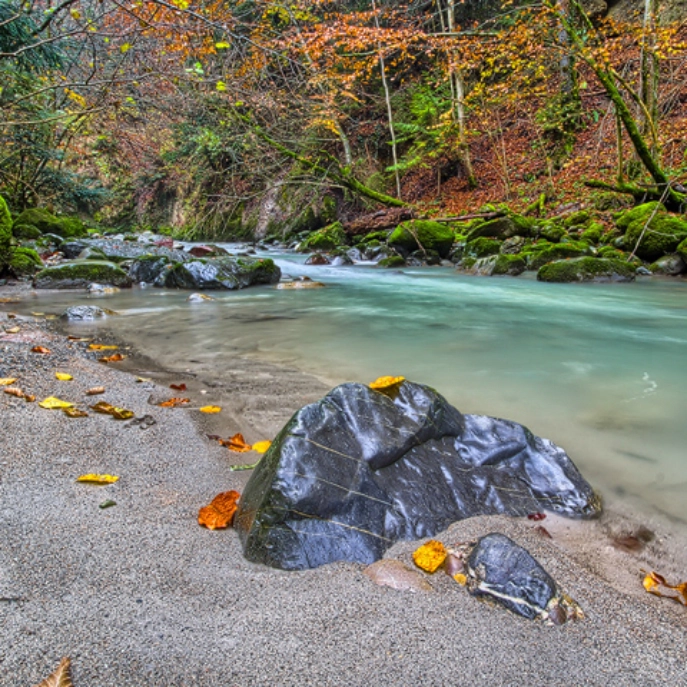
[74,238,188,263]
[156,256,280,289]
[234,381,600,570]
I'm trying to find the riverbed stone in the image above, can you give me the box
[536,257,635,283]
[650,253,686,276]
[60,305,108,320]
[388,220,454,258]
[155,256,280,290]
[234,380,600,570]
[33,260,132,289]
[468,254,526,276]
[298,222,347,252]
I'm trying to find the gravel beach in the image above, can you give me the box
[2,287,687,687]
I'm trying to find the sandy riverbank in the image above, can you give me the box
[1,287,686,686]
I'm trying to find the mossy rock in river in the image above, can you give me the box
[388,220,454,258]
[537,222,566,243]
[9,246,42,277]
[464,237,501,259]
[623,212,687,262]
[537,257,635,283]
[465,216,519,241]
[156,256,280,290]
[649,254,686,276]
[298,222,347,253]
[34,260,132,289]
[525,240,592,270]
[377,255,407,268]
[475,254,527,276]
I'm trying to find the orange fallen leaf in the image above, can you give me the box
[86,386,105,395]
[3,386,25,398]
[99,353,125,363]
[251,440,272,454]
[369,375,405,390]
[158,397,190,407]
[199,405,221,414]
[642,571,687,606]
[198,490,240,530]
[33,656,73,687]
[76,473,119,484]
[90,401,135,420]
[219,432,252,452]
[24,394,36,402]
[170,383,187,391]
[0,377,18,386]
[412,540,447,573]
[31,346,51,354]
[64,407,89,418]
[88,343,118,350]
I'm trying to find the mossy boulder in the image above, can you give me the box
[13,208,86,238]
[0,195,12,249]
[9,246,42,277]
[129,254,171,283]
[464,237,502,259]
[562,210,591,228]
[468,254,526,276]
[537,257,635,283]
[298,222,347,253]
[677,237,687,264]
[34,260,132,289]
[156,256,280,290]
[537,222,566,243]
[580,222,604,244]
[388,220,454,258]
[614,202,663,232]
[622,210,687,262]
[12,223,42,240]
[650,254,686,276]
[526,241,592,270]
[377,255,406,268]
[466,216,520,241]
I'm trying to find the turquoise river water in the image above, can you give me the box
[14,248,687,523]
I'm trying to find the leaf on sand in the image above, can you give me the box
[369,375,405,390]
[4,386,25,398]
[55,372,73,381]
[32,656,73,687]
[76,473,119,485]
[199,405,221,414]
[24,394,36,402]
[218,432,251,452]
[90,401,134,420]
[364,559,433,592]
[31,346,51,354]
[412,540,447,573]
[63,407,88,418]
[251,440,272,454]
[5,326,20,334]
[86,386,105,395]
[39,396,74,410]
[198,490,240,530]
[99,353,125,363]
[67,335,91,342]
[135,376,152,383]
[88,343,118,350]
[642,571,687,605]
[158,397,190,408]
[0,377,18,386]
[170,383,187,391]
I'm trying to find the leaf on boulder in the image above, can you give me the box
[251,440,272,454]
[198,490,241,530]
[158,397,190,407]
[32,656,73,687]
[31,346,51,354]
[642,571,687,605]
[55,372,73,381]
[85,386,105,395]
[364,559,433,592]
[76,473,119,484]
[412,540,447,573]
[63,407,89,418]
[369,375,405,390]
[39,396,74,410]
[90,401,134,420]
[88,344,118,350]
[99,353,125,363]
[0,377,18,386]
[199,405,221,413]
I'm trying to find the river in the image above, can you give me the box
[14,247,687,523]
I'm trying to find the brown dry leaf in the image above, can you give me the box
[86,386,105,396]
[199,405,221,414]
[24,394,36,403]
[90,401,134,420]
[369,375,405,390]
[0,377,18,386]
[158,397,190,408]
[63,407,89,418]
[198,490,241,530]
[5,326,20,334]
[31,346,51,354]
[99,353,125,363]
[642,571,687,606]
[76,473,119,484]
[55,372,73,381]
[251,440,272,454]
[3,386,25,398]
[38,396,74,410]
[412,540,447,573]
[170,383,187,391]
[364,559,433,592]
[88,343,118,350]
[67,335,91,342]
[219,433,252,453]
[32,656,73,687]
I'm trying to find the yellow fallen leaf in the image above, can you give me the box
[55,372,73,381]
[88,343,118,350]
[453,573,467,586]
[90,401,134,420]
[33,656,73,687]
[412,540,447,573]
[39,396,74,410]
[199,405,221,414]
[76,473,119,484]
[5,326,20,334]
[64,407,89,418]
[369,375,405,390]
[0,377,18,386]
[251,440,272,454]
[135,376,152,383]
[642,571,687,605]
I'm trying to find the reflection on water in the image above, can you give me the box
[12,248,687,522]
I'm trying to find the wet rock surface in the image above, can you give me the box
[234,381,600,570]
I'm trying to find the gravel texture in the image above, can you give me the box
[1,286,687,687]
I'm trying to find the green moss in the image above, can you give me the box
[466,216,521,241]
[492,254,527,275]
[538,222,566,243]
[33,260,132,289]
[1,195,14,247]
[377,255,406,268]
[12,208,87,238]
[537,257,635,283]
[507,212,537,236]
[562,210,591,228]
[526,240,591,270]
[299,221,347,252]
[580,222,604,244]
[388,220,454,258]
[614,202,664,232]
[12,223,41,240]
[677,237,687,264]
[624,213,687,262]
[464,237,502,258]
[9,246,42,277]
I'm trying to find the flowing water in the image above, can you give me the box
[14,248,687,523]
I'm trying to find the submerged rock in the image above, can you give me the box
[234,381,600,570]
[60,305,108,320]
